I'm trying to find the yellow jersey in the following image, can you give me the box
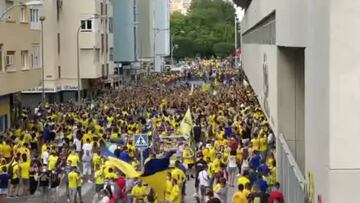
[68,171,79,189]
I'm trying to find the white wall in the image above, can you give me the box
[242,44,278,133]
[328,0,360,202]
[304,0,330,201]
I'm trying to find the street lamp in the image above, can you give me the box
[0,1,43,20]
[153,28,169,74]
[40,16,46,103]
[170,30,184,67]
[76,15,99,102]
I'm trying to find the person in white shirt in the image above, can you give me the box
[82,139,92,154]
[42,147,49,165]
[73,133,82,153]
[198,165,210,202]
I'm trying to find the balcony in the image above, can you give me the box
[79,31,98,49]
[233,0,252,9]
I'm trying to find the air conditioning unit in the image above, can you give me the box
[57,0,63,9]
[5,55,13,66]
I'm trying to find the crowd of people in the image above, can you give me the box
[0,58,284,203]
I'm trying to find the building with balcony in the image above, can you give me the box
[0,0,42,131]
[21,0,117,105]
[237,0,360,202]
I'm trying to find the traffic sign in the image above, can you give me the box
[134,134,148,150]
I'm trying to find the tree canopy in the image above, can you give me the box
[170,0,236,59]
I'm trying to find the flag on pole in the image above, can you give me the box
[178,108,193,139]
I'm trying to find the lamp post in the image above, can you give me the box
[0,1,43,20]
[40,16,46,103]
[76,15,99,102]
[170,30,184,68]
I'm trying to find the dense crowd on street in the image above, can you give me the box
[0,58,284,203]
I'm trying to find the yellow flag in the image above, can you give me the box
[106,157,142,178]
[140,169,171,202]
[201,83,211,92]
[178,108,193,138]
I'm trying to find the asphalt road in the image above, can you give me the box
[5,177,236,203]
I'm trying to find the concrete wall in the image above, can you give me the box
[328,0,360,202]
[242,44,278,133]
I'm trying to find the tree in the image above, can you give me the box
[170,0,235,59]
[213,42,234,57]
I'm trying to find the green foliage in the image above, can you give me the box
[213,42,234,57]
[171,0,235,59]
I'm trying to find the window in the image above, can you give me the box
[94,49,100,62]
[105,4,107,15]
[106,64,109,77]
[0,115,8,133]
[30,8,40,29]
[105,34,108,52]
[57,33,61,54]
[20,7,26,22]
[101,34,104,53]
[0,44,3,72]
[21,50,29,68]
[80,19,93,32]
[31,45,40,68]
[101,64,105,78]
[4,0,14,20]
[109,17,113,33]
[100,3,103,15]
[5,51,15,67]
[58,66,61,78]
[109,48,113,61]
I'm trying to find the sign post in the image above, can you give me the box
[134,134,149,170]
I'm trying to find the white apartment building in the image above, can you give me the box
[22,0,116,104]
[238,0,360,202]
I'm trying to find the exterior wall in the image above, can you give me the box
[112,0,137,62]
[241,0,360,202]
[327,0,360,202]
[22,0,114,96]
[0,0,41,95]
[138,0,154,59]
[242,44,278,133]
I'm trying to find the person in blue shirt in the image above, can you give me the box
[254,173,268,193]
[250,150,261,170]
[118,147,131,163]
[0,166,9,197]
[257,159,270,175]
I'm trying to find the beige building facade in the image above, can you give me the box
[22,0,116,104]
[0,0,42,131]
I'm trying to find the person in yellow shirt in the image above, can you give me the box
[251,135,260,151]
[10,160,20,197]
[232,184,248,203]
[164,172,173,202]
[19,154,31,196]
[2,142,12,161]
[171,161,186,186]
[131,180,147,203]
[237,171,250,188]
[68,167,79,202]
[169,179,181,203]
[48,152,58,171]
[104,167,117,180]
[182,144,194,179]
[94,165,105,194]
[67,150,80,167]
[259,133,268,158]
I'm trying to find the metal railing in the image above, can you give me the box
[276,133,307,203]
